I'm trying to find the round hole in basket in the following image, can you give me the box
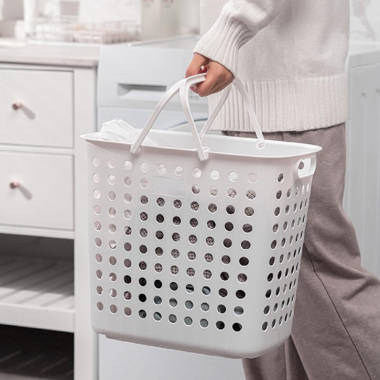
[210,170,220,180]
[92,157,100,167]
[174,199,182,208]
[157,164,167,176]
[203,270,212,279]
[228,171,239,182]
[192,168,202,178]
[171,217,181,228]
[140,162,149,173]
[124,291,132,300]
[191,201,199,211]
[216,321,225,330]
[207,220,216,229]
[232,323,242,332]
[124,161,133,171]
[184,317,193,326]
[187,251,196,261]
[204,253,213,262]
[225,222,234,231]
[223,239,232,248]
[92,173,100,183]
[245,207,254,216]
[201,303,209,311]
[174,166,183,176]
[239,257,249,266]
[227,188,237,198]
[236,290,246,299]
[243,224,252,233]
[110,305,117,314]
[209,186,218,196]
[124,275,132,284]
[246,190,256,199]
[190,218,198,227]
[191,185,201,194]
[202,286,211,295]
[155,263,163,272]
[93,189,101,200]
[94,221,102,231]
[222,255,231,264]
[169,298,177,307]
[241,240,251,249]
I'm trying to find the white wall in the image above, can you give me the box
[351,0,380,41]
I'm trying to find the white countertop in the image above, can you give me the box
[0,39,100,67]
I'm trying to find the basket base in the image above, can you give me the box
[101,331,289,359]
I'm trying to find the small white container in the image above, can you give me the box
[23,0,38,36]
[141,0,180,39]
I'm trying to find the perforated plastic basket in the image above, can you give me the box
[82,74,321,358]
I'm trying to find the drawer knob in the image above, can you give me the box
[9,181,21,189]
[12,102,23,111]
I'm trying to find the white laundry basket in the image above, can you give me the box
[82,74,321,358]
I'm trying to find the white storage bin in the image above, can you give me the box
[82,75,321,358]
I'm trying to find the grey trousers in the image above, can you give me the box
[223,124,380,380]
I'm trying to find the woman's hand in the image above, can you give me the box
[185,53,234,97]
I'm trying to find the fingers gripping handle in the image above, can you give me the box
[130,73,266,160]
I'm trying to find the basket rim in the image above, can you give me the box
[81,128,322,160]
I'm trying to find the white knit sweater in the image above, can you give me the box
[194,0,349,133]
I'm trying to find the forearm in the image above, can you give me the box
[194,0,289,75]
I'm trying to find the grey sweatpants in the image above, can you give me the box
[223,124,380,380]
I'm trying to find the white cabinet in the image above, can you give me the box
[0,151,73,230]
[0,63,97,380]
[0,69,74,148]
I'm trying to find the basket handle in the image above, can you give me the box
[130,73,265,161]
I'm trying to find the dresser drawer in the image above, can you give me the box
[0,151,73,230]
[0,69,73,148]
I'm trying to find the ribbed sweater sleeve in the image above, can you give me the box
[194,0,289,75]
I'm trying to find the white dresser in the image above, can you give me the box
[0,41,99,380]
